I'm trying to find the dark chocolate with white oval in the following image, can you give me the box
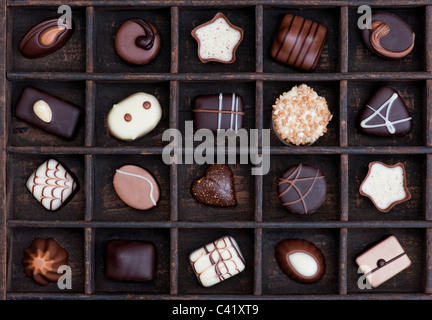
[358,86,412,137]
[275,238,326,284]
[193,93,244,133]
[19,17,74,59]
[278,164,327,215]
[361,12,415,59]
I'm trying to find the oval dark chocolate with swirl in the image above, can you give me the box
[115,19,161,65]
[19,17,74,59]
[278,164,327,214]
[361,12,415,59]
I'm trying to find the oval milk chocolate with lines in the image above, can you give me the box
[19,17,74,59]
[270,14,327,71]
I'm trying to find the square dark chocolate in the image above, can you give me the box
[105,240,156,282]
[15,86,82,139]
[193,93,244,133]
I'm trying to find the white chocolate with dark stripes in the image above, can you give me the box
[26,159,77,211]
[270,14,327,71]
[189,235,246,287]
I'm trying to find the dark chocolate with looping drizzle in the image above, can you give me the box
[130,18,155,50]
[278,164,327,215]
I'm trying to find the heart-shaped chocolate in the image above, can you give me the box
[191,164,237,207]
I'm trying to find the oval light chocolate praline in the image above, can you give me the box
[275,238,326,284]
[19,17,74,59]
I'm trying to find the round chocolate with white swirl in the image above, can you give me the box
[275,238,326,284]
[361,12,415,59]
[278,164,327,215]
[113,165,160,210]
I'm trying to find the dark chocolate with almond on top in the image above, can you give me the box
[15,86,82,139]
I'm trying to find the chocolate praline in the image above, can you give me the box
[270,14,327,71]
[361,12,415,59]
[278,164,327,214]
[19,17,74,59]
[358,85,412,137]
[115,19,161,65]
[105,240,156,282]
[22,238,69,286]
[275,238,326,284]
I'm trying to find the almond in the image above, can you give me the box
[33,100,52,123]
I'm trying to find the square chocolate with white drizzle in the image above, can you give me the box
[358,86,412,137]
[26,159,78,211]
[193,93,244,133]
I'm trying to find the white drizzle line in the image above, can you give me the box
[360,93,412,134]
[115,170,157,206]
[217,93,223,132]
[230,93,235,131]
[235,95,239,132]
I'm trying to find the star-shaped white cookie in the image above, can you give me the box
[191,12,243,64]
[359,161,411,212]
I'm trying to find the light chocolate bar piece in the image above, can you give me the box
[356,235,411,288]
[189,235,245,287]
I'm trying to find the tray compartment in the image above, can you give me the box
[347,80,426,147]
[9,7,86,73]
[93,154,170,222]
[263,80,341,147]
[262,6,340,74]
[177,162,255,222]
[93,227,170,294]
[348,154,426,221]
[94,81,170,148]
[9,80,86,147]
[347,228,425,293]
[7,227,85,293]
[263,154,341,222]
[178,7,256,73]
[7,153,86,221]
[177,227,254,295]
[93,7,171,73]
[262,228,339,295]
[348,7,425,73]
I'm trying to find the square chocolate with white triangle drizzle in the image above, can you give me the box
[358,86,412,137]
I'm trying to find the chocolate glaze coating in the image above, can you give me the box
[105,240,156,282]
[358,86,412,137]
[19,17,74,59]
[278,164,327,214]
[193,93,244,133]
[361,12,415,59]
[275,239,326,284]
[115,19,161,65]
[270,14,327,71]
[22,238,69,286]
[15,86,82,139]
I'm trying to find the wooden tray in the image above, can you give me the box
[2,0,432,300]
